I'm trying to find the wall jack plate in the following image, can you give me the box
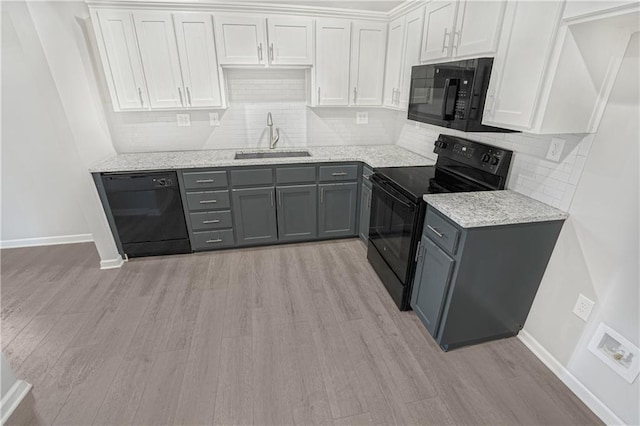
[356,111,368,125]
[573,294,595,321]
[209,112,220,126]
[546,137,565,162]
[177,114,191,127]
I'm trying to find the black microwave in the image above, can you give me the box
[408,58,512,133]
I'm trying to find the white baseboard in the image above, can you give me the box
[0,379,32,424]
[100,256,124,269]
[518,330,625,426]
[0,233,93,249]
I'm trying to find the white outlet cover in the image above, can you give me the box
[356,112,368,125]
[546,137,565,162]
[209,112,220,126]
[572,293,595,321]
[177,114,191,127]
[588,322,640,384]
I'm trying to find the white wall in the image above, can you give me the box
[524,32,639,425]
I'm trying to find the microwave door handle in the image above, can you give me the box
[441,78,459,120]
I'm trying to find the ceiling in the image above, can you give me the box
[225,0,407,13]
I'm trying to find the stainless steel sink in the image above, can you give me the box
[234,151,311,160]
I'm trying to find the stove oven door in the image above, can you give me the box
[369,175,418,284]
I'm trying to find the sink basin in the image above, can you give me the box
[234,151,311,160]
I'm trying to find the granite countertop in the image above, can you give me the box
[89,145,434,173]
[424,190,569,228]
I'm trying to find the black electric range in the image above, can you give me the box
[367,134,513,310]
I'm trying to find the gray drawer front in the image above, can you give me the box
[186,190,230,211]
[189,210,233,231]
[193,229,235,250]
[362,165,373,188]
[183,171,227,189]
[276,166,316,184]
[319,164,358,182]
[231,168,273,187]
[425,208,460,255]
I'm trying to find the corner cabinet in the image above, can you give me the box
[358,165,373,242]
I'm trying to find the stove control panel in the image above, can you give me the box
[433,134,513,176]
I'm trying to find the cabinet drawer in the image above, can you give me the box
[189,210,233,231]
[186,190,230,211]
[182,171,228,189]
[193,229,235,250]
[231,168,273,187]
[425,208,460,255]
[319,164,358,181]
[276,166,316,184]
[362,165,373,188]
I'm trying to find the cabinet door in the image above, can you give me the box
[350,21,387,106]
[411,236,455,337]
[482,1,563,130]
[214,15,266,65]
[420,1,458,62]
[232,187,278,245]
[452,0,505,58]
[383,16,405,107]
[267,17,313,65]
[398,7,425,109]
[315,19,351,106]
[94,10,149,110]
[318,182,358,238]
[173,13,223,108]
[358,183,372,242]
[276,185,317,242]
[133,12,185,109]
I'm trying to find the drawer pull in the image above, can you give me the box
[427,225,444,238]
[196,179,214,183]
[205,238,223,244]
[199,200,217,204]
[363,174,371,180]
[202,219,220,224]
[332,172,348,176]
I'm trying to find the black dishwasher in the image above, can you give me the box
[102,172,191,258]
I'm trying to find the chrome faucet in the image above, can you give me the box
[267,112,280,149]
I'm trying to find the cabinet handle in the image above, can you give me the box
[392,89,397,105]
[205,238,223,244]
[186,87,192,106]
[202,219,220,224]
[258,43,263,61]
[414,242,423,262]
[441,28,450,53]
[453,30,461,52]
[320,188,324,204]
[178,87,184,106]
[138,88,144,107]
[332,172,348,176]
[367,193,371,209]
[427,225,444,238]
[363,174,370,181]
[269,43,274,61]
[199,199,217,204]
[196,179,214,183]
[353,87,357,104]
[317,87,321,104]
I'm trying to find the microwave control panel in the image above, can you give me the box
[454,79,470,120]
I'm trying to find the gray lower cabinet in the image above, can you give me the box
[232,187,278,245]
[318,182,358,238]
[359,183,372,242]
[276,185,317,241]
[411,235,455,336]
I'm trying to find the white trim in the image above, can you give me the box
[100,256,124,269]
[0,380,32,425]
[0,233,93,249]
[518,330,625,426]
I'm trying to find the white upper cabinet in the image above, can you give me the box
[383,16,406,107]
[134,12,185,109]
[173,13,223,108]
[267,17,313,65]
[94,10,149,110]
[315,19,351,106]
[350,21,387,106]
[420,1,458,62]
[452,0,505,58]
[383,7,424,109]
[214,15,267,65]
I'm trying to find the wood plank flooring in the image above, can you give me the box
[1,240,602,425]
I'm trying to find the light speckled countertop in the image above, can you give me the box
[89,145,434,173]
[424,190,568,228]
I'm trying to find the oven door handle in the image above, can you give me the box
[371,175,415,211]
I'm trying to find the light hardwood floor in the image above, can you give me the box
[1,239,602,425]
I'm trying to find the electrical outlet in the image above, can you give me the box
[573,294,595,321]
[546,137,565,162]
[356,111,368,125]
[176,114,191,127]
[209,112,220,126]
